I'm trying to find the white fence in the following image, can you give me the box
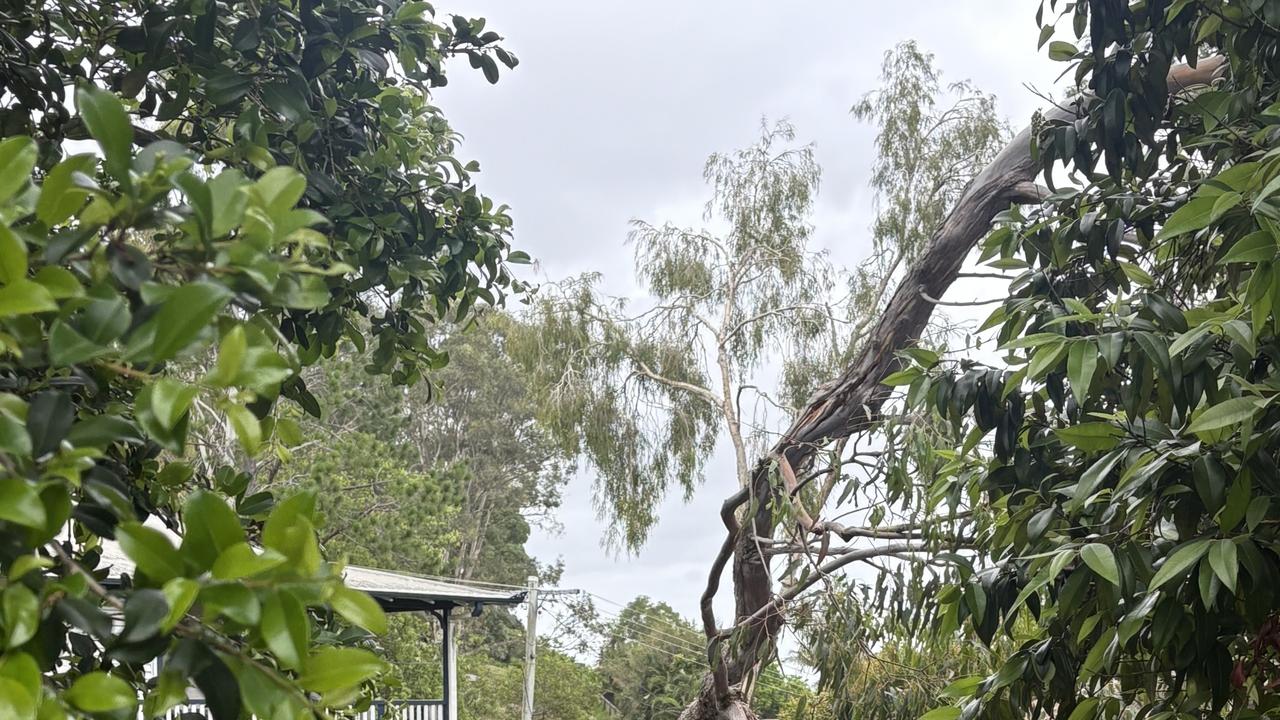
[164,699,446,719]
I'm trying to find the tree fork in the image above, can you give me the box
[679,56,1227,720]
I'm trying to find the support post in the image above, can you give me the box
[441,607,457,720]
[520,575,539,720]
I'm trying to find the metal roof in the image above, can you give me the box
[98,538,525,613]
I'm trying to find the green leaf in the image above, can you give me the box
[297,647,387,694]
[1219,472,1252,530]
[0,137,36,202]
[940,676,982,699]
[1081,543,1120,586]
[2,584,39,648]
[1055,422,1122,452]
[181,491,246,572]
[882,368,921,387]
[1247,496,1270,531]
[1027,339,1068,379]
[0,279,56,318]
[1067,698,1099,720]
[1168,323,1213,360]
[117,522,184,581]
[1187,396,1266,434]
[1150,538,1212,589]
[1209,539,1238,593]
[211,542,287,579]
[919,708,961,720]
[119,589,169,643]
[36,154,96,226]
[0,677,36,720]
[262,491,317,551]
[208,325,247,387]
[199,583,260,625]
[1219,231,1276,264]
[331,585,387,635]
[146,282,232,361]
[0,225,28,286]
[1157,195,1216,239]
[261,591,309,670]
[0,412,30,457]
[150,379,198,432]
[1067,339,1097,406]
[1047,40,1078,61]
[76,84,133,185]
[65,672,138,713]
[26,390,72,458]
[1069,450,1124,514]
[160,577,199,632]
[34,267,83,300]
[0,479,45,529]
[252,167,307,217]
[225,403,262,454]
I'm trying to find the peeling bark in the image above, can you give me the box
[679,58,1226,720]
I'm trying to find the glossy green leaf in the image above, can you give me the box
[147,282,232,361]
[297,647,387,693]
[181,491,246,571]
[1081,543,1120,586]
[117,522,184,581]
[65,672,137,713]
[0,225,27,286]
[261,591,309,670]
[76,84,133,185]
[1187,396,1266,434]
[2,584,39,648]
[1067,339,1097,406]
[0,137,36,202]
[0,279,56,318]
[211,542,287,579]
[1219,231,1276,264]
[330,585,387,635]
[0,479,45,529]
[1209,539,1238,593]
[1150,539,1211,589]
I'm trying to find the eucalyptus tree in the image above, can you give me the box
[511,42,1008,717]
[511,119,839,549]
[0,0,526,717]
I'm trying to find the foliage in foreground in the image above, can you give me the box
[884,1,1280,718]
[0,0,524,716]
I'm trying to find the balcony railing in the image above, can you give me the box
[164,699,446,719]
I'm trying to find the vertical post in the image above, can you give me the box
[442,606,457,720]
[520,575,539,720]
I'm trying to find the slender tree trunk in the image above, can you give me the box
[679,57,1226,720]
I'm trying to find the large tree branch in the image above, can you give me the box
[633,360,722,405]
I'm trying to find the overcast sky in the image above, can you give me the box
[434,0,1064,648]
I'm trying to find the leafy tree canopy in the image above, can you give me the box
[0,0,527,716]
[876,1,1280,718]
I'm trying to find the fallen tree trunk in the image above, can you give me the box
[680,56,1227,720]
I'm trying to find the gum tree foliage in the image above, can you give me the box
[0,0,525,717]
[510,120,829,549]
[513,90,1002,551]
[880,1,1280,718]
[778,42,1007,408]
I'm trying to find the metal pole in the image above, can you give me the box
[443,607,457,720]
[520,575,539,720]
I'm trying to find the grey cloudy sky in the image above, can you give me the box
[436,1,1063,632]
